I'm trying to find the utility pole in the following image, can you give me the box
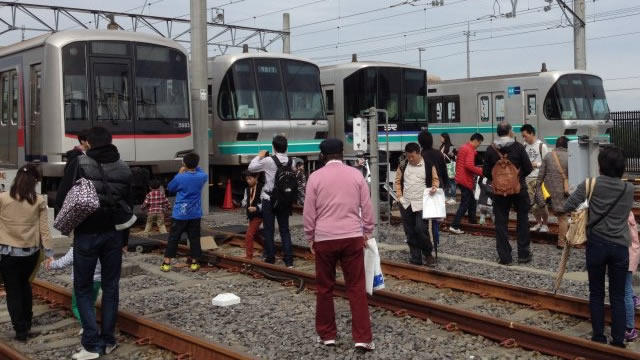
[190,0,209,214]
[573,0,586,70]
[283,13,290,54]
[463,21,474,78]
[366,107,380,239]
[418,47,425,69]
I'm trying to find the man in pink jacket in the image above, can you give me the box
[303,138,375,352]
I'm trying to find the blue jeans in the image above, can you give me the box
[625,272,635,330]
[446,180,456,198]
[262,199,293,266]
[74,231,124,353]
[585,232,629,345]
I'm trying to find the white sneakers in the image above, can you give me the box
[446,198,457,205]
[316,336,336,346]
[449,227,464,235]
[530,223,549,232]
[355,342,376,352]
[72,348,100,360]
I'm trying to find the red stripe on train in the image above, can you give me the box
[64,133,191,139]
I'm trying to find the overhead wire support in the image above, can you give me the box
[555,0,586,26]
[0,1,288,53]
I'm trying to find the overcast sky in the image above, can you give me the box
[1,0,638,110]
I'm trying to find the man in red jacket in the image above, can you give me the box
[450,133,484,234]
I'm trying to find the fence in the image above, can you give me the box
[610,111,640,173]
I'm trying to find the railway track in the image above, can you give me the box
[146,233,639,360]
[0,280,253,360]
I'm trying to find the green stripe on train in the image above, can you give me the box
[217,140,323,155]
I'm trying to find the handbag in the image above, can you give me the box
[97,164,136,231]
[566,178,595,247]
[364,237,385,295]
[53,164,100,235]
[443,154,456,179]
[551,150,570,195]
[422,188,446,219]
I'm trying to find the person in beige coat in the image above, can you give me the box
[536,136,569,248]
[0,164,52,341]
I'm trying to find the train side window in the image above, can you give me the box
[1,74,9,126]
[527,94,536,116]
[325,89,334,115]
[495,95,505,122]
[11,72,18,126]
[444,95,460,123]
[427,97,443,123]
[480,96,489,122]
[62,42,89,132]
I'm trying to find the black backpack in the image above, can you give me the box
[271,155,298,210]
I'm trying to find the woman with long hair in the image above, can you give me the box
[439,133,457,204]
[0,164,52,341]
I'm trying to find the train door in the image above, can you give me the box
[323,86,335,137]
[89,58,135,161]
[29,64,42,159]
[0,70,19,167]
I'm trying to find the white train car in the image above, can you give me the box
[0,29,193,203]
[427,70,611,149]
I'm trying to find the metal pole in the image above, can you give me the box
[367,107,380,238]
[283,13,290,54]
[418,47,424,69]
[574,0,586,70]
[190,0,209,214]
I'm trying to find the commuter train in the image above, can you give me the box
[0,29,193,203]
[206,52,328,197]
[426,70,611,149]
[319,61,428,169]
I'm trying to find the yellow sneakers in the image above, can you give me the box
[160,263,171,272]
[190,262,201,272]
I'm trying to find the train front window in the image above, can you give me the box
[378,68,401,122]
[135,45,189,133]
[543,74,610,120]
[283,60,325,120]
[62,42,89,132]
[93,63,131,122]
[255,59,287,120]
[343,68,376,132]
[404,69,426,122]
[219,59,260,120]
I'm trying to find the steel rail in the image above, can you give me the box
[31,279,253,360]
[188,247,639,360]
[219,233,638,328]
[0,342,30,360]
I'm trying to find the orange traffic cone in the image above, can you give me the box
[222,179,234,210]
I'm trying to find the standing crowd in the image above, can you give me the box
[1,122,640,357]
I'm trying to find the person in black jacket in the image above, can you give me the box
[56,127,133,359]
[418,130,448,250]
[483,122,533,265]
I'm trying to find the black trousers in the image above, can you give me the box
[452,186,476,228]
[400,206,434,265]
[493,190,531,262]
[164,219,202,261]
[0,251,40,336]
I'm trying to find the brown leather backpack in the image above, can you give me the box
[490,144,521,196]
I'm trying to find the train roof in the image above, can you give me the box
[430,70,602,85]
[320,61,423,72]
[208,52,319,66]
[0,29,187,57]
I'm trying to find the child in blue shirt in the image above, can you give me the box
[160,152,208,272]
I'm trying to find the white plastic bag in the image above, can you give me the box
[364,238,385,295]
[422,188,446,219]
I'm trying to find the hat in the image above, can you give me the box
[319,138,343,155]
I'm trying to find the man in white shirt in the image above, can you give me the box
[521,124,549,232]
[248,135,295,267]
